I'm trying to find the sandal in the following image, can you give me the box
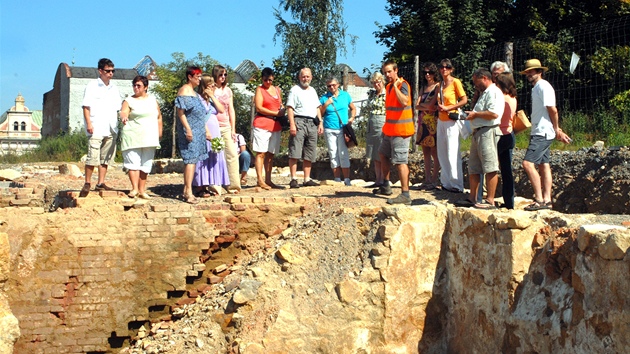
[474,199,497,210]
[183,194,199,205]
[257,183,272,190]
[128,190,138,198]
[454,198,475,207]
[267,182,285,190]
[524,200,551,211]
[138,192,152,200]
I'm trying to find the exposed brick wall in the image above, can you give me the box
[2,195,305,353]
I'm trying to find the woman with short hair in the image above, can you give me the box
[119,75,162,199]
[252,67,284,190]
[494,72,518,209]
[364,72,386,187]
[319,76,356,186]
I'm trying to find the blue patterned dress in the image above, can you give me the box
[175,95,208,164]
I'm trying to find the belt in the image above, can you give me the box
[473,125,498,133]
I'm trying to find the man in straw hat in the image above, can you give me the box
[520,59,571,211]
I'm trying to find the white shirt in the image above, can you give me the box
[530,79,556,139]
[82,78,122,137]
[286,85,320,118]
[471,83,504,129]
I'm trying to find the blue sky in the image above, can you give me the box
[0,0,391,111]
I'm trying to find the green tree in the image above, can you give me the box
[151,52,251,157]
[273,0,356,92]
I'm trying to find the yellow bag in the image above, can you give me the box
[513,110,531,134]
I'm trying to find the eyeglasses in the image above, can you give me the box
[327,84,338,88]
[133,84,143,88]
[439,66,452,70]
[102,69,115,74]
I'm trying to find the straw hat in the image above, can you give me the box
[520,59,548,74]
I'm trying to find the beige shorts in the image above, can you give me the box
[86,135,116,166]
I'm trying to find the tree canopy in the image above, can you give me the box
[273,0,356,92]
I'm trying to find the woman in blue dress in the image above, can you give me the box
[175,66,210,204]
[193,74,229,197]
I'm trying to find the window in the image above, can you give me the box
[13,122,18,131]
[21,122,26,131]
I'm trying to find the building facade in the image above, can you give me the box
[42,56,158,137]
[0,94,42,154]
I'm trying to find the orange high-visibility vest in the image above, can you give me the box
[382,79,414,137]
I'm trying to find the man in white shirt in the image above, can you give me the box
[80,58,122,196]
[286,68,323,188]
[459,68,504,209]
[520,59,571,211]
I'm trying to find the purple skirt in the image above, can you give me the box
[193,114,230,187]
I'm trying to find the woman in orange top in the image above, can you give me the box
[252,67,285,190]
[436,59,468,193]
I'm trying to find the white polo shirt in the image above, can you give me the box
[82,78,122,137]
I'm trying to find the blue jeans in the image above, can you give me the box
[239,151,251,173]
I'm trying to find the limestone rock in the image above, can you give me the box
[233,280,262,305]
[335,279,364,304]
[598,232,630,260]
[58,163,83,178]
[593,140,605,149]
[0,169,21,181]
[275,243,304,264]
[577,224,626,251]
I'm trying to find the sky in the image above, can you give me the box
[0,0,392,111]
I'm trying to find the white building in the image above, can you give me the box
[0,94,42,154]
[42,56,158,137]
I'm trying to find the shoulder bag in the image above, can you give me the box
[330,101,357,148]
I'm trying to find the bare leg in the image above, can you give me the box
[97,164,108,185]
[485,171,498,205]
[138,171,148,194]
[289,158,298,180]
[264,153,275,185]
[469,174,480,202]
[333,167,341,180]
[341,167,350,179]
[85,165,95,185]
[422,146,432,182]
[256,152,268,186]
[431,147,440,184]
[128,170,140,194]
[397,163,410,192]
[539,163,553,203]
[303,160,312,182]
[523,160,543,202]
[374,160,383,183]
[380,153,391,182]
[183,163,196,197]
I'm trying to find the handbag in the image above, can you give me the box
[331,101,357,148]
[513,110,531,134]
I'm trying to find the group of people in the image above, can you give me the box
[80,56,569,210]
[362,57,570,208]
[79,58,250,204]
[251,67,356,189]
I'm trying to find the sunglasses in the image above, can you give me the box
[220,73,227,77]
[102,69,115,74]
[327,84,338,88]
[263,78,273,83]
[133,84,143,88]
[423,71,432,74]
[439,65,452,69]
